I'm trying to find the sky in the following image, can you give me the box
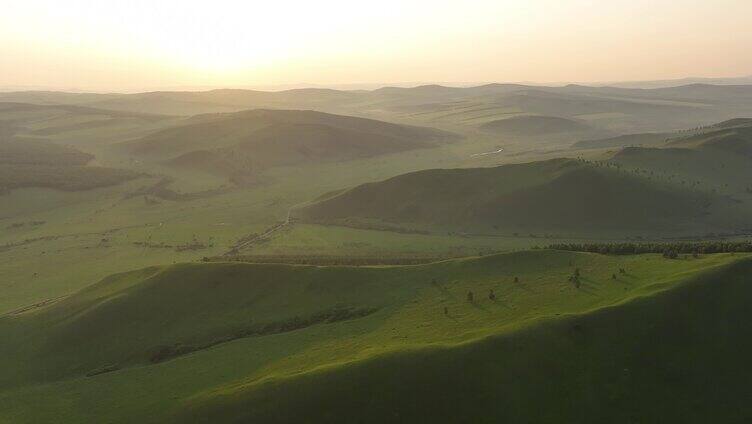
[2,0,752,92]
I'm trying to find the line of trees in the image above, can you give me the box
[204,255,456,266]
[547,241,752,255]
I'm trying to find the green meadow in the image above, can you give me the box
[1,251,748,423]
[1,83,752,422]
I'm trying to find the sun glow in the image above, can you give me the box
[2,0,751,90]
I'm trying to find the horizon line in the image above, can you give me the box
[2,73,752,95]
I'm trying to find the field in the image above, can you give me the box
[0,114,601,315]
[1,83,752,423]
[1,250,749,423]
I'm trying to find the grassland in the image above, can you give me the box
[0,118,598,316]
[183,254,752,424]
[1,85,752,423]
[607,119,752,196]
[0,101,176,148]
[0,250,748,423]
[479,115,594,137]
[0,136,140,193]
[2,109,750,319]
[573,132,670,150]
[295,158,749,237]
[120,109,458,181]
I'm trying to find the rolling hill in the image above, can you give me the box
[4,83,752,135]
[122,109,458,177]
[479,115,593,137]
[0,136,139,194]
[0,102,173,146]
[0,136,92,166]
[666,118,752,155]
[294,158,742,236]
[181,255,752,424]
[608,118,752,193]
[0,251,749,423]
[573,132,670,150]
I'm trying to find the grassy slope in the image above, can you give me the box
[1,111,747,318]
[0,101,173,147]
[0,136,140,193]
[295,158,730,236]
[166,122,443,176]
[0,250,747,423]
[609,121,752,196]
[573,132,670,149]
[480,115,592,136]
[182,255,752,424]
[668,124,752,154]
[0,137,92,165]
[123,109,457,170]
[0,131,530,316]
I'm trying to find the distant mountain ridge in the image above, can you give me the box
[2,83,751,136]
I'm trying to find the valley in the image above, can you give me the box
[2,81,752,423]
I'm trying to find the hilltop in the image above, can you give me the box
[294,158,735,236]
[608,118,752,193]
[0,251,749,423]
[666,119,752,155]
[573,132,670,150]
[182,255,752,424]
[0,102,172,146]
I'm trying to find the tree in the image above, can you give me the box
[663,249,678,259]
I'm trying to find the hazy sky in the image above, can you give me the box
[2,0,752,91]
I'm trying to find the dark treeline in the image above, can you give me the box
[548,241,752,255]
[205,255,459,266]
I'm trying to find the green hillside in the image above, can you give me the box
[480,115,592,137]
[0,136,139,193]
[609,118,752,194]
[122,109,458,177]
[0,102,172,146]
[182,255,752,424]
[0,137,92,166]
[294,158,738,236]
[667,121,752,155]
[573,132,669,149]
[2,86,752,424]
[0,250,747,423]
